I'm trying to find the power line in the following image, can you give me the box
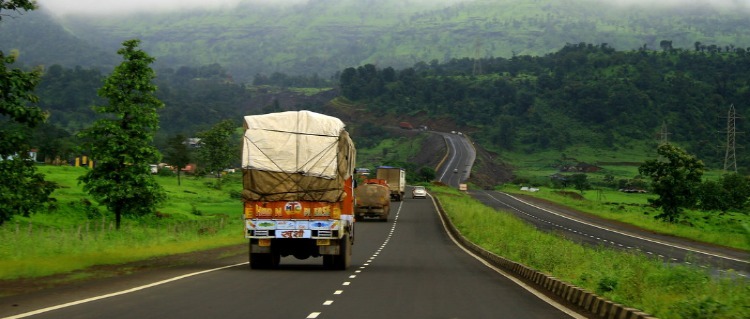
[658,121,670,145]
[721,104,743,172]
[472,38,483,76]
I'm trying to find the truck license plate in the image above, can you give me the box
[258,239,271,247]
[316,239,330,246]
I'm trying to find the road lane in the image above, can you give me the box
[433,130,748,276]
[3,196,581,319]
[471,190,749,276]
[309,193,580,319]
[436,132,475,188]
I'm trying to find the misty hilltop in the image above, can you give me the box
[4,0,750,81]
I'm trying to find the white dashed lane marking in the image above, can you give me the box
[306,200,404,318]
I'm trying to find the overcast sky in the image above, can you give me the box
[38,0,750,16]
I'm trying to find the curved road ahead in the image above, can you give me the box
[435,132,476,188]
[1,194,582,319]
[435,131,749,277]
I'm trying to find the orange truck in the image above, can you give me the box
[354,179,391,221]
[241,111,356,270]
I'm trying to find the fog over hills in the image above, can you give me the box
[3,0,750,81]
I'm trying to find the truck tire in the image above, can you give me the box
[380,206,390,222]
[250,252,280,269]
[380,211,389,222]
[249,242,280,269]
[334,236,351,270]
[323,236,351,270]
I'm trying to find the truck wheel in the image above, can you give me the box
[334,236,351,270]
[380,212,388,222]
[250,253,270,269]
[249,241,279,269]
[323,255,334,268]
[380,206,390,222]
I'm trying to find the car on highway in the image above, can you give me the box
[412,186,427,199]
[453,168,458,173]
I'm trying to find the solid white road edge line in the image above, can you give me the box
[428,194,587,319]
[2,262,249,319]
[487,191,748,264]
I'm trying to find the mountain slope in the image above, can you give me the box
[6,0,750,81]
[0,9,117,69]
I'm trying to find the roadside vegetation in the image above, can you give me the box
[0,165,244,280]
[492,142,750,251]
[433,186,749,319]
[498,184,749,251]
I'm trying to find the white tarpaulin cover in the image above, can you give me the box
[243,110,344,177]
[241,110,355,202]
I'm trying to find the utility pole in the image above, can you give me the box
[472,38,483,76]
[721,104,743,172]
[658,121,671,145]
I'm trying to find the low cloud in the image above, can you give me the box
[604,0,749,8]
[37,0,750,17]
[38,0,306,16]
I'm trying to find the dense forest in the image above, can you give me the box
[26,42,750,174]
[26,57,346,165]
[339,43,749,171]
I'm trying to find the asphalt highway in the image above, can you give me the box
[1,194,581,319]
[435,131,749,277]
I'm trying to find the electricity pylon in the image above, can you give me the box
[722,104,743,172]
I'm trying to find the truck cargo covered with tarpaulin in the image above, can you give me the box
[241,110,356,202]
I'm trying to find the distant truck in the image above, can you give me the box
[241,110,356,270]
[376,166,406,201]
[354,179,391,221]
[399,122,414,130]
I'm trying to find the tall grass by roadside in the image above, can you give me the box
[0,165,246,280]
[0,217,242,279]
[434,187,749,319]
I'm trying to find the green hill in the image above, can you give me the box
[3,0,750,81]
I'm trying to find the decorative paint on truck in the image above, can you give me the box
[242,110,356,270]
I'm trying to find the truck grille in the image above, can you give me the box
[315,230,333,238]
[253,230,270,237]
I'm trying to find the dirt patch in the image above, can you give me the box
[408,132,447,170]
[465,138,514,189]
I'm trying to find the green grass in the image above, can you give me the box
[0,165,246,280]
[355,132,429,169]
[497,183,750,251]
[490,140,750,251]
[433,186,749,319]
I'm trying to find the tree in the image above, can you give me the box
[0,0,34,19]
[196,119,238,189]
[163,133,192,186]
[415,166,436,183]
[0,0,55,225]
[659,40,673,52]
[696,180,729,212]
[570,173,590,194]
[77,39,166,229]
[719,173,750,211]
[639,144,704,222]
